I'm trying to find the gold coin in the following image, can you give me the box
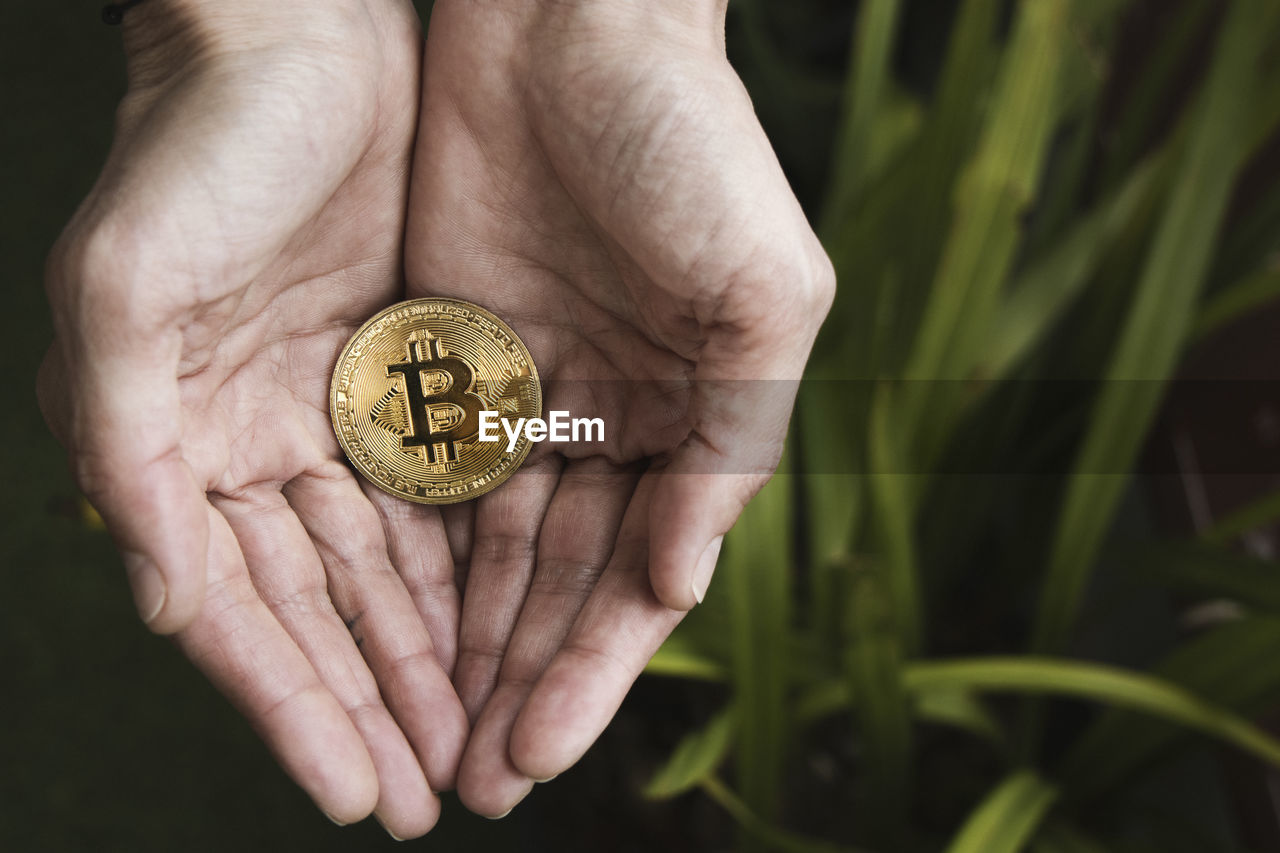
[330,298,542,504]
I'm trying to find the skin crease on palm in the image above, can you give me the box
[37,0,834,840]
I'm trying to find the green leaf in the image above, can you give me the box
[903,0,1069,389]
[844,560,912,833]
[819,0,1002,380]
[724,469,793,825]
[819,0,903,232]
[699,776,868,853]
[863,86,924,189]
[1099,0,1216,187]
[944,770,1058,853]
[795,678,852,725]
[1126,542,1280,613]
[868,385,922,651]
[1193,267,1280,342]
[914,687,1005,747]
[1059,616,1280,798]
[795,676,1003,747]
[906,656,1280,771]
[644,706,737,800]
[646,631,729,682]
[983,153,1165,381]
[1201,485,1280,546]
[796,380,865,655]
[1031,0,1277,655]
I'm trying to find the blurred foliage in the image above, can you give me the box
[646,0,1280,850]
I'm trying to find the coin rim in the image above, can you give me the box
[329,297,543,505]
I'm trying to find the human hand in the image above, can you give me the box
[38,1,467,836]
[405,0,834,816]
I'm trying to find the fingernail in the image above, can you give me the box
[532,773,559,783]
[691,535,723,604]
[124,553,166,624]
[486,808,514,820]
[375,817,404,841]
[321,810,347,827]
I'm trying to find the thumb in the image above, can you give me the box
[42,245,208,634]
[645,235,834,610]
[646,345,803,611]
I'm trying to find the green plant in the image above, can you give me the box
[643,0,1280,849]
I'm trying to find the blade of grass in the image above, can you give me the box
[700,776,868,853]
[1192,266,1280,342]
[1210,175,1280,291]
[908,656,1280,770]
[1202,485,1280,546]
[819,0,1003,380]
[869,385,922,651]
[1058,616,1280,798]
[1100,0,1216,188]
[943,770,1058,853]
[1207,53,1280,292]
[797,379,865,657]
[845,564,912,837]
[1030,0,1278,655]
[819,0,903,233]
[796,677,1003,747]
[1126,542,1280,612]
[644,705,737,800]
[725,469,793,828]
[902,0,1070,459]
[892,0,1002,300]
[1022,0,1126,259]
[645,639,729,682]
[847,386,919,838]
[862,85,925,190]
[983,152,1165,381]
[914,687,1006,747]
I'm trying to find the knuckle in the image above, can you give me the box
[718,236,833,327]
[70,445,120,507]
[265,583,332,621]
[47,217,162,337]
[530,556,602,599]
[473,528,538,569]
[809,240,837,311]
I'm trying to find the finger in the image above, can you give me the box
[361,481,463,677]
[440,502,475,605]
[647,370,801,610]
[216,485,440,839]
[458,458,637,817]
[39,311,207,633]
[177,506,378,825]
[509,472,686,781]
[455,457,561,721]
[291,468,470,794]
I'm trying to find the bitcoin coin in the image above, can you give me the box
[330,298,542,504]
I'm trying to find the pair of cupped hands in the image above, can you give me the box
[38,0,832,840]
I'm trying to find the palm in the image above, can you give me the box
[406,1,832,816]
[40,2,465,835]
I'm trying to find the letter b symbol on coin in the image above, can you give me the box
[386,334,484,463]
